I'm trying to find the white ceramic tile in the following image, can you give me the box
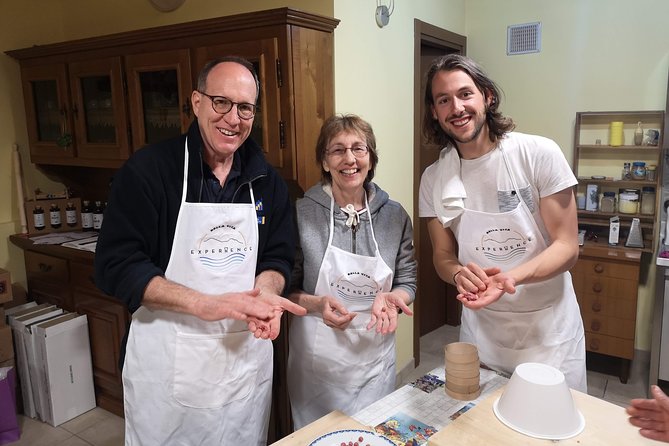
[75,412,125,446]
[10,415,74,446]
[60,407,110,435]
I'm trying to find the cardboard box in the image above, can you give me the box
[33,313,96,426]
[0,269,11,305]
[23,197,82,235]
[0,325,13,362]
[8,305,63,419]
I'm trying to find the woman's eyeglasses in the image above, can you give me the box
[327,145,368,158]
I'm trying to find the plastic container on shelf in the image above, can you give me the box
[646,165,657,182]
[619,191,639,214]
[631,162,646,180]
[641,187,656,215]
[600,192,616,213]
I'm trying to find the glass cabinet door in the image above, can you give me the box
[194,39,289,178]
[20,64,75,161]
[68,57,130,161]
[125,49,193,151]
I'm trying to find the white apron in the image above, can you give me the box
[122,141,272,445]
[288,195,395,429]
[453,148,586,392]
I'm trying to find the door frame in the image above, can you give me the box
[413,20,466,366]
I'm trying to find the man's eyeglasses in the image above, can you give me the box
[327,145,369,159]
[198,91,257,120]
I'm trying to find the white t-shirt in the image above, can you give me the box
[419,132,577,242]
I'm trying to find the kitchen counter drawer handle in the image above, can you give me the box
[589,339,600,351]
[591,301,602,312]
[592,282,603,293]
[591,320,601,331]
[593,264,604,273]
[38,263,53,273]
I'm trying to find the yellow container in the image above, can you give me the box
[609,121,624,146]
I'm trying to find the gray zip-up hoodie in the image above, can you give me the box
[291,182,417,301]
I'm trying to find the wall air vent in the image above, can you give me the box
[507,22,541,55]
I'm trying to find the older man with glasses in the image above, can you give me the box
[95,56,306,445]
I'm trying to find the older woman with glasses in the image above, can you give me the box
[286,114,417,429]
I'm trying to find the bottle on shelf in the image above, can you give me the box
[33,205,45,231]
[81,200,94,232]
[65,202,77,227]
[621,162,631,180]
[49,203,61,229]
[634,121,644,146]
[93,200,104,231]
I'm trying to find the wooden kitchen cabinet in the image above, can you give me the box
[570,246,641,383]
[10,235,130,417]
[573,110,664,253]
[571,111,661,382]
[124,49,193,152]
[19,63,75,162]
[6,7,339,193]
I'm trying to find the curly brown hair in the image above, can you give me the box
[422,54,515,147]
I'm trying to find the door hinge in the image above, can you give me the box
[279,120,285,149]
[275,59,282,88]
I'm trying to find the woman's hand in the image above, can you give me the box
[319,295,357,330]
[453,263,501,295]
[627,385,669,443]
[456,272,516,310]
[367,291,413,335]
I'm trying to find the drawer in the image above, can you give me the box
[70,261,100,293]
[582,312,635,339]
[580,275,638,301]
[577,258,638,279]
[579,295,636,319]
[584,332,634,359]
[25,251,68,284]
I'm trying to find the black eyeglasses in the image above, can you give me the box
[197,91,258,120]
[327,145,369,159]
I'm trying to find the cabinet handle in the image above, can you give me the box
[592,282,603,293]
[38,262,52,273]
[589,339,600,351]
[593,263,604,273]
[591,320,601,331]
[591,301,602,312]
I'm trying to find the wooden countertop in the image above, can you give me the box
[272,389,654,445]
[9,233,95,262]
[270,411,371,446]
[428,388,655,445]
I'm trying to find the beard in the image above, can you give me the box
[442,105,491,145]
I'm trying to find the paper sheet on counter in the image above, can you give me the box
[30,232,92,245]
[353,367,508,437]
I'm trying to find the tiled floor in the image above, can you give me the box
[8,324,652,445]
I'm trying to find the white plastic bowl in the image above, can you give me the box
[492,362,585,440]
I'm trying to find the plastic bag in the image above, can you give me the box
[0,367,20,445]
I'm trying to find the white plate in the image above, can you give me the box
[308,429,395,446]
